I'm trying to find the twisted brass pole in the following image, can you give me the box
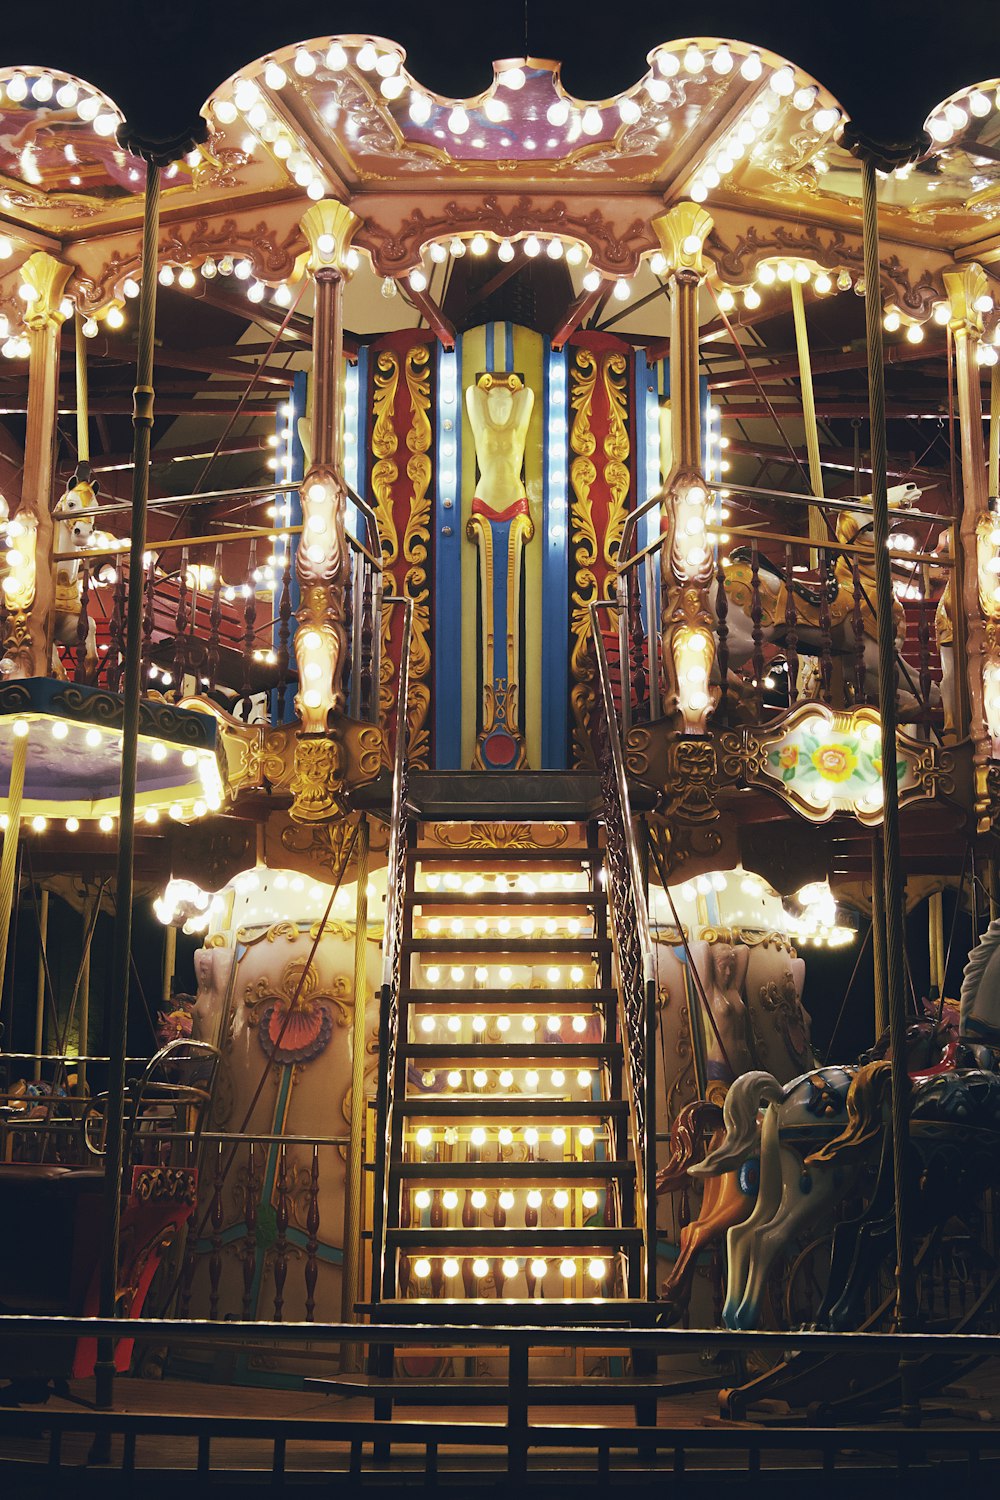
[96,158,161,1410]
[860,156,918,1364]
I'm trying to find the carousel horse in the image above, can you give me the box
[51,470,102,681]
[689,922,1000,1331]
[656,1096,755,1317]
[711,482,922,707]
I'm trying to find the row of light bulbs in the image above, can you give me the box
[927,83,1000,143]
[423,870,587,892]
[414,1125,599,1149]
[422,916,585,936]
[410,1256,609,1283]
[422,965,590,985]
[0,69,119,136]
[417,1013,596,1035]
[420,1068,596,1091]
[688,77,840,203]
[413,1187,602,1212]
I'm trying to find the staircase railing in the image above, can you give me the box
[589,600,657,1300]
[371,595,413,1306]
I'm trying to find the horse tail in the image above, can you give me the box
[805,1061,895,1167]
[656,1099,724,1194]
[689,1071,784,1177]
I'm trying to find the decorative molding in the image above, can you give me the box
[359,196,653,277]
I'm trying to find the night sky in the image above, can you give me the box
[4,0,1000,150]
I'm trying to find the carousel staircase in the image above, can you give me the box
[373,817,648,1322]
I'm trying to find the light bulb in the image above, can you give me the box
[527,1189,543,1209]
[525,1071,539,1089]
[51,721,68,740]
[472,1257,489,1278]
[741,51,763,80]
[579,1127,595,1147]
[582,1190,599,1210]
[473,1070,488,1087]
[712,45,734,74]
[501,67,526,90]
[523,235,541,258]
[502,1258,519,1278]
[657,49,680,77]
[442,1189,458,1210]
[416,1127,432,1148]
[471,1126,486,1147]
[442,1258,459,1278]
[588,1259,607,1280]
[560,1258,576,1278]
[683,45,705,73]
[85,728,101,747]
[524,1127,539,1146]
[530,1259,547,1279]
[449,107,470,136]
[65,817,79,833]
[499,1071,513,1088]
[551,1071,566,1088]
[414,1257,431,1279]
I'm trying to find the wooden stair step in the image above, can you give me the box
[407,937,611,954]
[386,1227,643,1248]
[403,1042,620,1061]
[401,1098,627,1118]
[402,988,616,1007]
[391,1160,635,1181]
[406,890,605,906]
[410,848,602,865]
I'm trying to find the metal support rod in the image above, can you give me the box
[79,933,90,1098]
[75,314,90,465]
[871,836,888,1039]
[32,887,48,1081]
[860,157,918,1349]
[96,158,161,1412]
[342,815,370,1365]
[991,364,1000,499]
[790,279,826,562]
[161,924,176,1005]
[0,731,27,1049]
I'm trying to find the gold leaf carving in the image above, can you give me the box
[402,343,433,770]
[601,350,631,584]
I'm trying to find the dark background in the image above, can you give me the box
[3,1,999,148]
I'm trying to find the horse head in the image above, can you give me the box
[56,471,100,552]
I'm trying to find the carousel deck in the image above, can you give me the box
[3,1363,1000,1491]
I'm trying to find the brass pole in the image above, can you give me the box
[928,890,944,997]
[75,314,90,465]
[871,836,888,1039]
[0,730,27,1039]
[990,364,1000,499]
[342,817,369,1367]
[96,157,161,1410]
[161,924,176,1005]
[32,886,48,1081]
[790,279,826,563]
[79,930,90,1097]
[860,156,918,1360]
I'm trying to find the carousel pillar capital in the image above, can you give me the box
[290,202,364,821]
[13,252,75,676]
[943,264,989,339]
[651,203,714,282]
[19,251,73,332]
[299,199,362,279]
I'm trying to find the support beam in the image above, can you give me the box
[859,153,917,1351]
[708,338,942,389]
[551,285,607,350]
[96,154,162,1413]
[407,285,456,350]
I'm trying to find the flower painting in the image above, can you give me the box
[763,710,907,819]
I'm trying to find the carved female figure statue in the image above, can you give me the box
[465,373,535,770]
[688,937,754,1086]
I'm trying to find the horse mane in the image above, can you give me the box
[805,1061,894,1167]
[960,916,1000,1034]
[689,1070,784,1178]
[656,1099,724,1195]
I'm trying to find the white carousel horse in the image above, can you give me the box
[689,1064,865,1329]
[710,483,922,706]
[688,917,1000,1330]
[51,472,102,680]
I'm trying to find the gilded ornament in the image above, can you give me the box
[19,252,74,330]
[401,344,433,769]
[289,734,346,823]
[652,204,714,277]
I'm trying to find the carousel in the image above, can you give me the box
[0,21,999,1486]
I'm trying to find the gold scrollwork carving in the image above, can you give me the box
[601,351,631,583]
[371,350,400,760]
[431,822,570,850]
[402,344,433,769]
[570,349,600,768]
[289,734,346,823]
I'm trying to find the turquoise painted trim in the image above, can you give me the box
[434,346,463,767]
[541,341,569,769]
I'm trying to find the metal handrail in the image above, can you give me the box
[589,599,656,1299]
[372,594,414,1304]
